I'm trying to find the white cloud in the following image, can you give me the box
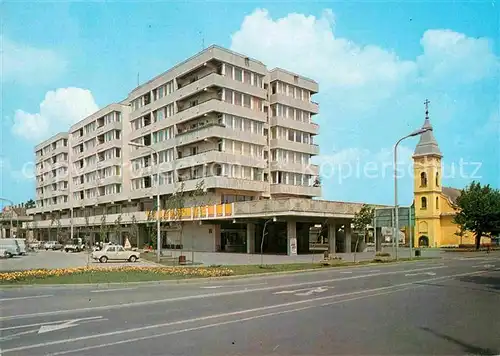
[230,9,498,111]
[418,29,499,84]
[1,36,68,85]
[12,87,99,141]
[231,9,415,94]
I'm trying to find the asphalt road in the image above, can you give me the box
[1,255,499,355]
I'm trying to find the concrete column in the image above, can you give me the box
[287,220,297,256]
[328,222,337,254]
[246,223,255,254]
[345,222,352,253]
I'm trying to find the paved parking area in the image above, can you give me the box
[0,250,158,271]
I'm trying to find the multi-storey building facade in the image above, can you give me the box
[27,46,363,255]
[34,133,70,211]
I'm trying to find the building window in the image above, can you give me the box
[420,172,427,187]
[436,172,440,187]
[421,197,427,210]
[436,197,439,209]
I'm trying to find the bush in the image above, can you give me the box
[375,252,391,257]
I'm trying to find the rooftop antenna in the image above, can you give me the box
[137,72,140,87]
[424,99,430,119]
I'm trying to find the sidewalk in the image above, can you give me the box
[159,247,443,266]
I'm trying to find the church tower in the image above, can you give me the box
[413,100,443,247]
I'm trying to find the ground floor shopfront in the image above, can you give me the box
[28,199,379,255]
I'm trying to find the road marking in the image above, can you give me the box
[0,265,448,321]
[339,271,353,274]
[0,317,104,342]
[405,272,436,277]
[295,287,329,296]
[274,286,329,295]
[0,294,53,302]
[38,317,100,334]
[1,269,487,354]
[200,286,223,289]
[472,264,495,268]
[90,288,137,293]
[365,270,381,273]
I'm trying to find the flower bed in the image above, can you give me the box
[0,266,234,283]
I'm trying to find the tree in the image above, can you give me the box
[99,213,108,243]
[163,181,206,257]
[83,209,92,247]
[130,214,139,248]
[32,220,38,241]
[454,225,466,246]
[352,204,375,262]
[454,181,500,250]
[114,214,123,245]
[25,199,36,209]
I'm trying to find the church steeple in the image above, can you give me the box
[413,99,442,158]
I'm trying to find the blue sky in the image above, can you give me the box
[1,0,499,207]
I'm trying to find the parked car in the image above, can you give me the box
[91,244,140,263]
[0,238,21,257]
[15,239,27,255]
[64,238,85,253]
[43,241,63,250]
[28,240,41,250]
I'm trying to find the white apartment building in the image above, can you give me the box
[26,45,364,255]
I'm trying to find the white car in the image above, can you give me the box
[91,245,140,263]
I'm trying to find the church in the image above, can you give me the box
[412,107,490,248]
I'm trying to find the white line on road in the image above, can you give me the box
[274,286,329,295]
[0,294,53,302]
[405,272,436,277]
[90,288,138,293]
[1,269,487,354]
[200,286,223,289]
[200,283,267,289]
[0,265,449,322]
[339,271,353,274]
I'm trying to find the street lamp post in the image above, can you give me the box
[0,197,15,238]
[394,127,431,260]
[129,142,161,263]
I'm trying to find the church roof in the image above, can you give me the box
[442,186,461,206]
[413,118,442,158]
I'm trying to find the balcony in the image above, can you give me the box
[181,176,268,193]
[176,123,267,147]
[51,145,68,156]
[178,72,267,101]
[96,175,122,186]
[175,98,267,124]
[269,116,319,135]
[175,150,267,170]
[270,184,321,197]
[269,138,320,156]
[269,161,319,175]
[269,93,319,114]
[96,139,122,154]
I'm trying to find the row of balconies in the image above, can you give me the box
[129,122,318,161]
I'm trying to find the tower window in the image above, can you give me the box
[421,197,427,209]
[436,172,440,187]
[420,172,428,187]
[436,197,439,209]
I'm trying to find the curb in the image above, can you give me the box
[0,257,441,289]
